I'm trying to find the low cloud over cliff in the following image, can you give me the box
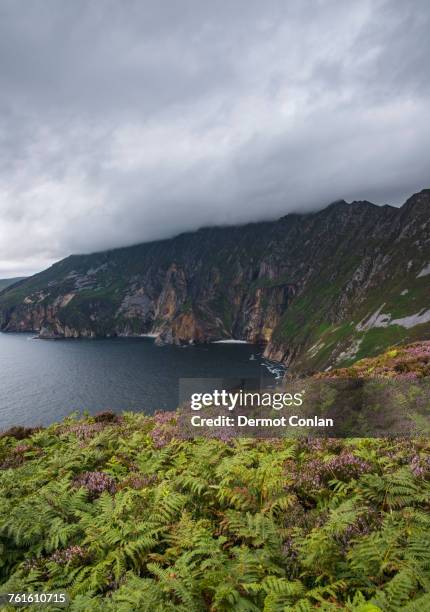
[0,0,429,276]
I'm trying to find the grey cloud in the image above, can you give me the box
[0,0,429,276]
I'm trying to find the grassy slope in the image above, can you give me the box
[0,277,26,291]
[272,195,430,371]
[1,343,430,610]
[283,265,430,373]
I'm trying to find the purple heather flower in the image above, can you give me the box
[150,411,178,448]
[50,545,89,565]
[63,422,106,441]
[286,451,372,492]
[410,454,430,478]
[73,471,116,499]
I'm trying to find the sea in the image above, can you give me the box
[0,333,285,428]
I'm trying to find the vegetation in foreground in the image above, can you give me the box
[0,344,429,611]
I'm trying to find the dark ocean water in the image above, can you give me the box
[0,333,283,428]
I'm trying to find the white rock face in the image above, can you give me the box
[356,305,430,331]
[417,263,430,278]
[336,338,363,362]
[356,304,390,331]
[307,340,325,358]
[390,309,430,329]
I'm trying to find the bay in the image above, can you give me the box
[0,333,281,428]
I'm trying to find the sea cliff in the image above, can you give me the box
[1,190,429,371]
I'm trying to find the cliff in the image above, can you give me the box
[0,189,429,371]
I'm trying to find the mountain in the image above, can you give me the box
[0,189,429,372]
[0,277,26,291]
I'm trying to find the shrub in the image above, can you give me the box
[0,425,41,440]
[72,470,117,499]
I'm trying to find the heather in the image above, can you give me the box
[0,414,429,611]
[0,345,430,610]
[318,340,430,380]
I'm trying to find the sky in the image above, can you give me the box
[0,0,429,277]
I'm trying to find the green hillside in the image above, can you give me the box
[0,277,25,291]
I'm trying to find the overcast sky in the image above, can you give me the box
[0,0,429,277]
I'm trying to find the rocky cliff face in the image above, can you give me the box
[1,189,429,371]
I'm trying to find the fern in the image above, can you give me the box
[1,414,430,609]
